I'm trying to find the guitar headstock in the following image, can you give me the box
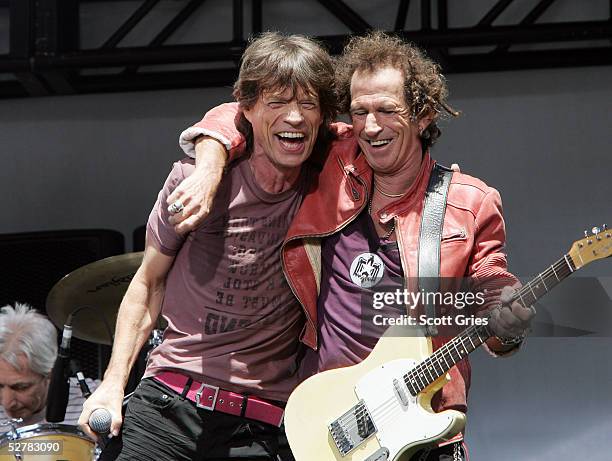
[568,225,612,269]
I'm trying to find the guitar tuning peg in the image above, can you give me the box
[603,224,608,231]
[584,230,589,238]
[592,226,601,235]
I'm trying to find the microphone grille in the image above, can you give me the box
[89,408,112,434]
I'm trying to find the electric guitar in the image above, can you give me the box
[284,227,612,461]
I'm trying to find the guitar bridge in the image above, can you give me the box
[329,400,376,456]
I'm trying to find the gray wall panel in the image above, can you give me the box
[1,64,610,458]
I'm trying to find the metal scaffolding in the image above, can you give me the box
[1,0,611,98]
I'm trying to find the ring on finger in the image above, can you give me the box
[168,200,184,214]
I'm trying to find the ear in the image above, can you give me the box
[418,112,435,133]
[242,106,254,125]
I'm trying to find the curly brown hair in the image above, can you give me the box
[233,32,338,157]
[336,31,458,149]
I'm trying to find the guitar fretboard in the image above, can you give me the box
[403,253,577,396]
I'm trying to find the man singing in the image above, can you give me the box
[79,32,337,461]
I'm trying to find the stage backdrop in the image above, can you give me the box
[1,63,610,460]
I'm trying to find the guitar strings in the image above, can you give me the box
[331,258,574,436]
[405,258,567,390]
[334,332,485,434]
[337,323,499,433]
[335,326,491,432]
[405,256,572,393]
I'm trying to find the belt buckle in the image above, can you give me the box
[194,383,219,411]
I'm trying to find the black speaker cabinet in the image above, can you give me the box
[132,224,146,252]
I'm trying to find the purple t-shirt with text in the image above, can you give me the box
[145,157,309,401]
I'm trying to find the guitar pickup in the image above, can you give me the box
[329,400,377,456]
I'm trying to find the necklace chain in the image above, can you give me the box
[368,198,396,240]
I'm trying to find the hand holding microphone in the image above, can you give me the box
[86,408,112,450]
[78,381,124,442]
[89,408,112,434]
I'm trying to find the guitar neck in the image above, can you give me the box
[403,253,577,396]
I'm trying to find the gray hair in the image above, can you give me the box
[0,303,58,376]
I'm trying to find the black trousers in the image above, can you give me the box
[100,378,294,461]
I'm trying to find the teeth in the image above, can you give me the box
[369,139,391,146]
[277,132,305,139]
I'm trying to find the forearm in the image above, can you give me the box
[468,188,526,355]
[103,273,164,387]
[194,135,228,171]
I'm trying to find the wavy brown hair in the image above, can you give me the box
[233,32,338,159]
[336,31,458,149]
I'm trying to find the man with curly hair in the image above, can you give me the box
[171,31,534,460]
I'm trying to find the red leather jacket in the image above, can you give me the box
[181,103,519,413]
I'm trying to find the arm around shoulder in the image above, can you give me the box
[171,102,249,233]
[166,135,227,234]
[179,102,246,159]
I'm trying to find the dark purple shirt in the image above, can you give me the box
[299,209,405,380]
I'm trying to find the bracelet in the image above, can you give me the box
[495,331,527,347]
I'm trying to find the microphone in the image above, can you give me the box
[45,323,72,422]
[89,408,112,435]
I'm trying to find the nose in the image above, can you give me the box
[1,387,17,410]
[285,102,305,126]
[364,113,382,137]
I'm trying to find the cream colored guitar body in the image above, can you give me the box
[284,325,466,461]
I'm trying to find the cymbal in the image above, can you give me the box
[46,252,144,345]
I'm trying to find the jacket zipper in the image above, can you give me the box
[441,228,467,241]
[343,161,361,201]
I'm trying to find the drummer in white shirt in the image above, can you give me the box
[0,303,96,430]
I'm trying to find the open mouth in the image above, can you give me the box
[367,138,392,147]
[275,131,306,151]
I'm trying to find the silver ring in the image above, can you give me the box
[168,201,184,214]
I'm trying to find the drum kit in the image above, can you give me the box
[0,424,95,461]
[0,252,163,460]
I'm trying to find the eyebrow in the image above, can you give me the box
[351,100,398,110]
[0,380,38,388]
[265,94,290,101]
[264,87,317,100]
